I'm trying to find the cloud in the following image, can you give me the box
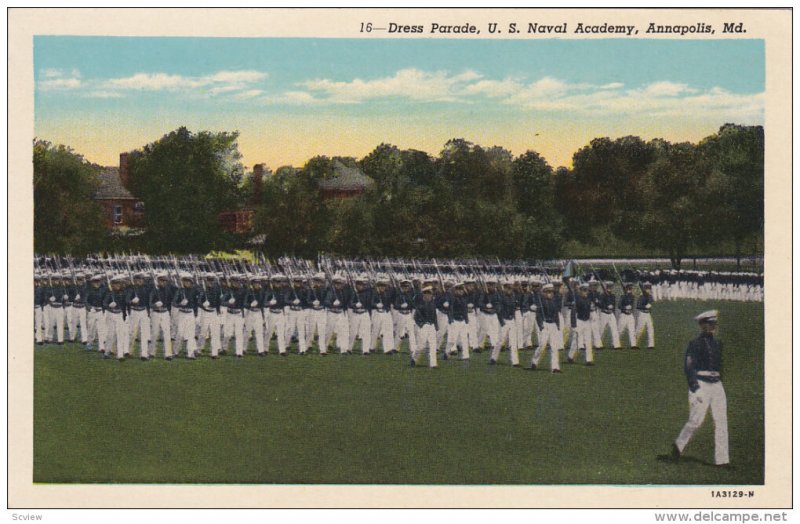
[233,89,264,100]
[37,69,82,90]
[300,68,482,103]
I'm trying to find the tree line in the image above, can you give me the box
[33,123,763,268]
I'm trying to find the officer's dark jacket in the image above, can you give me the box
[393,288,415,314]
[324,286,350,313]
[149,286,173,312]
[86,285,106,310]
[600,292,616,313]
[103,289,128,319]
[126,285,150,312]
[372,288,393,313]
[349,287,372,314]
[172,286,199,315]
[618,293,635,313]
[684,333,722,392]
[536,295,561,330]
[413,297,438,329]
[448,293,469,323]
[572,295,592,325]
[497,292,517,324]
[478,290,502,315]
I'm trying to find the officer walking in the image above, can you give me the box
[663,310,729,466]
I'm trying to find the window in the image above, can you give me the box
[134,201,145,213]
[113,205,123,225]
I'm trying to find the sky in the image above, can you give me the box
[34,36,764,171]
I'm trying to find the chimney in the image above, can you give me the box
[252,164,264,204]
[119,152,129,189]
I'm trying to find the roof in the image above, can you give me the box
[94,166,135,200]
[317,161,374,192]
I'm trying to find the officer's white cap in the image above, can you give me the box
[313,272,326,280]
[542,283,554,291]
[271,273,287,281]
[605,281,614,287]
[111,274,127,283]
[332,274,345,282]
[421,285,433,293]
[156,271,169,279]
[579,282,589,289]
[179,272,193,280]
[90,274,103,281]
[695,310,719,323]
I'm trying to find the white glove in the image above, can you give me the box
[530,305,537,311]
[333,299,340,306]
[376,302,383,308]
[74,294,80,300]
[401,302,407,308]
[203,301,210,308]
[62,294,69,300]
[228,298,235,305]
[293,299,300,305]
[181,299,188,306]
[312,299,320,307]
[443,301,449,308]
[250,300,258,307]
[269,299,277,306]
[467,303,474,308]
[625,305,631,310]
[355,302,362,308]
[646,304,652,310]
[486,302,493,309]
[156,301,163,308]
[131,297,139,305]
[109,301,117,308]
[49,296,55,302]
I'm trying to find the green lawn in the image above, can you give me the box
[33,299,764,485]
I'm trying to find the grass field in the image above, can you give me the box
[33,299,764,485]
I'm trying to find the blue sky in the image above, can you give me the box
[34,36,765,170]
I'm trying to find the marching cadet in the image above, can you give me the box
[443,282,470,360]
[285,275,308,355]
[664,310,729,466]
[392,278,417,356]
[44,274,67,345]
[172,274,199,359]
[489,281,520,367]
[476,279,501,350]
[126,272,151,359]
[66,272,88,344]
[103,275,129,360]
[599,281,622,349]
[324,274,351,354]
[434,280,452,349]
[243,276,266,356]
[222,275,248,358]
[588,279,603,350]
[635,282,656,349]
[348,276,372,355]
[263,274,288,356]
[306,273,329,354]
[149,273,173,360]
[34,276,45,345]
[529,283,563,373]
[617,283,637,348]
[196,273,223,358]
[462,278,481,355]
[410,286,438,368]
[553,279,568,345]
[514,280,531,351]
[85,274,106,352]
[562,279,578,352]
[527,279,542,347]
[567,282,594,366]
[370,276,396,354]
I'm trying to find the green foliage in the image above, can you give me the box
[34,299,763,484]
[127,127,243,253]
[33,140,106,254]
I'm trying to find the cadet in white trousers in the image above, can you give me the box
[530,284,563,373]
[598,282,622,349]
[410,287,438,368]
[664,310,729,466]
[244,277,266,356]
[635,283,656,348]
[489,282,520,367]
[306,275,329,354]
[103,275,129,360]
[370,279,395,354]
[173,274,198,359]
[567,283,594,365]
[617,283,637,347]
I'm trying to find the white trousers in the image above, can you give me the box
[675,381,729,465]
[244,310,265,354]
[371,311,395,353]
[412,323,438,368]
[435,310,449,348]
[568,319,594,363]
[635,312,655,348]
[150,311,173,357]
[285,309,307,353]
[46,305,65,343]
[175,311,197,356]
[128,309,151,357]
[477,311,499,348]
[223,311,245,356]
[393,312,417,354]
[34,307,44,343]
[306,309,328,353]
[105,312,129,358]
[590,310,602,348]
[264,311,287,354]
[197,309,222,356]
[491,319,519,365]
[617,313,636,347]
[348,311,371,353]
[68,305,87,343]
[87,309,106,351]
[326,311,350,353]
[532,322,562,371]
[599,312,621,348]
[445,320,470,358]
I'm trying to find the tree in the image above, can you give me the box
[511,151,563,258]
[127,127,243,253]
[33,140,106,254]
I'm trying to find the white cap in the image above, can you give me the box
[542,283,554,291]
[695,310,719,323]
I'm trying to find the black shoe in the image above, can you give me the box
[567,357,575,364]
[512,364,520,368]
[236,355,243,359]
[140,357,147,361]
[219,350,228,355]
[57,342,64,346]
[442,352,448,361]
[552,368,563,374]
[528,363,537,371]
[165,356,173,361]
[211,355,219,359]
[647,346,655,350]
[658,444,681,463]
[586,362,595,367]
[281,352,288,357]
[631,346,640,349]
[258,352,266,357]
[118,357,124,361]
[36,342,44,346]
[410,359,416,368]
[488,359,496,365]
[613,347,622,351]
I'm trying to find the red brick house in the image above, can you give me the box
[93,153,144,231]
[218,163,264,234]
[318,161,374,200]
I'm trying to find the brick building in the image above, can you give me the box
[93,153,144,231]
[318,161,374,199]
